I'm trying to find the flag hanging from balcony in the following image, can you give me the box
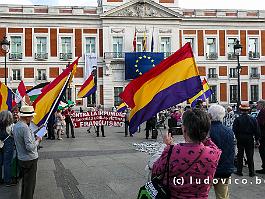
[125,52,164,80]
[120,43,202,134]
[0,82,12,111]
[33,58,79,127]
[15,80,27,104]
[142,31,147,52]
[151,27,154,52]
[77,74,96,98]
[133,29,136,52]
[188,78,213,107]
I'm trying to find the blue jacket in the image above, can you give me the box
[210,121,235,177]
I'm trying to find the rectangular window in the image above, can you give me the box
[61,37,72,53]
[250,67,259,78]
[209,85,217,103]
[137,37,144,52]
[184,37,195,53]
[112,37,123,58]
[36,37,47,54]
[227,38,237,53]
[37,69,47,80]
[206,38,217,59]
[230,85,238,103]
[85,37,96,53]
[248,38,260,59]
[114,87,123,106]
[160,37,171,57]
[12,69,21,81]
[65,88,72,101]
[229,68,238,78]
[10,36,22,59]
[250,85,259,102]
[208,68,217,78]
[87,93,96,106]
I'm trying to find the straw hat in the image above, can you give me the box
[19,106,36,117]
[239,103,250,110]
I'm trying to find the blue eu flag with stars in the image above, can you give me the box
[125,52,164,80]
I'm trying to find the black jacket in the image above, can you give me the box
[232,113,260,141]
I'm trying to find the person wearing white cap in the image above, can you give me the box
[13,106,42,199]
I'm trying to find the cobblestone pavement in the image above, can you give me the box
[1,126,265,199]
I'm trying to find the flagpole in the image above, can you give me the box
[6,85,29,106]
[42,70,72,126]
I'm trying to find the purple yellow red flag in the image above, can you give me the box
[0,82,12,111]
[119,43,202,133]
[117,102,127,112]
[77,74,96,98]
[188,78,213,107]
[33,58,79,126]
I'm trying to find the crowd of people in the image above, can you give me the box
[1,99,265,199]
[146,99,265,199]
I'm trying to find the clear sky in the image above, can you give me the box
[0,0,264,10]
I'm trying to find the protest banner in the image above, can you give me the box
[71,111,125,128]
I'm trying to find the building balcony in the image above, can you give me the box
[10,76,22,81]
[206,52,218,60]
[248,51,260,60]
[104,52,125,59]
[35,53,48,60]
[9,53,22,60]
[227,52,237,60]
[60,53,72,60]
[163,52,174,58]
[250,73,260,79]
[208,74,218,79]
[35,75,47,81]
[229,74,238,78]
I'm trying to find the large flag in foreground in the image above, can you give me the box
[33,58,79,126]
[188,78,213,107]
[0,82,12,111]
[125,52,164,80]
[120,43,202,133]
[26,82,50,102]
[77,74,96,98]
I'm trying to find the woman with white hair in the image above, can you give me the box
[208,104,235,199]
[0,110,16,186]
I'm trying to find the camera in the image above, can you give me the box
[168,127,182,135]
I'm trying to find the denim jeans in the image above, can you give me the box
[0,137,14,183]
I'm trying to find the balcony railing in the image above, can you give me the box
[250,73,260,79]
[164,52,174,58]
[248,51,260,59]
[104,52,125,59]
[229,74,238,78]
[9,53,22,60]
[60,53,72,60]
[208,74,218,79]
[206,52,218,60]
[35,75,47,81]
[35,53,48,60]
[10,76,22,81]
[227,52,237,60]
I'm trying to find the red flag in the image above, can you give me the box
[133,29,136,52]
[15,80,27,103]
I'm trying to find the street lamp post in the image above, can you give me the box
[234,39,243,111]
[0,36,10,85]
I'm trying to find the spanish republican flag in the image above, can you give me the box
[117,102,127,112]
[119,43,202,133]
[0,82,12,111]
[33,58,79,126]
[77,74,96,98]
[188,78,213,107]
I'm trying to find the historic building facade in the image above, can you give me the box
[1,0,265,109]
